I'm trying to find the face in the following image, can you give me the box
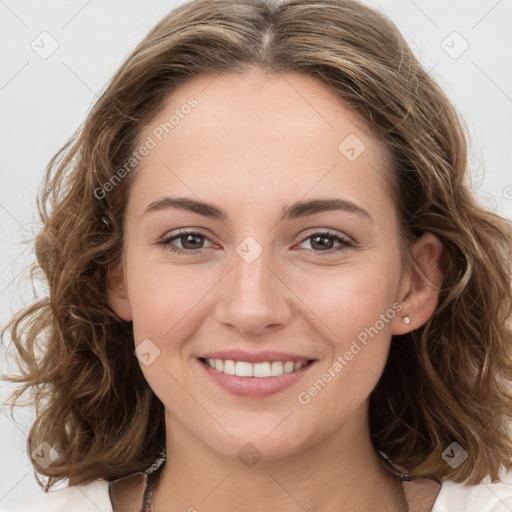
[108,68,429,461]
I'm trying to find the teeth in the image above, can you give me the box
[223,360,236,375]
[270,362,281,376]
[235,361,253,377]
[204,358,309,377]
[255,362,271,377]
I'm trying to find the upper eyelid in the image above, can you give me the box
[161,229,214,243]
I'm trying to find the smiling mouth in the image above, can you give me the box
[199,357,316,377]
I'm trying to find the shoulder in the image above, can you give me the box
[433,467,512,512]
[12,479,112,512]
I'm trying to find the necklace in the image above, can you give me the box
[141,463,164,512]
[140,449,416,512]
[140,449,167,512]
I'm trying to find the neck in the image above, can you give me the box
[152,412,407,511]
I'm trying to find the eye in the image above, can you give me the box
[159,230,214,255]
[158,229,354,256]
[296,230,354,254]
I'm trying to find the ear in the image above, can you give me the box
[106,261,133,322]
[392,232,444,335]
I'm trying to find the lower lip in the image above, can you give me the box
[199,359,315,398]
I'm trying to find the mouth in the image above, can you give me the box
[198,356,317,398]
[199,357,315,377]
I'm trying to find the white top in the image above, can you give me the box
[12,468,512,512]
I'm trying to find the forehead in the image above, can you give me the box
[130,68,394,221]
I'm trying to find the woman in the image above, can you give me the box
[4,0,512,510]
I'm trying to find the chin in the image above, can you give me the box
[195,423,316,465]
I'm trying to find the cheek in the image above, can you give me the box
[289,260,401,403]
[124,250,210,341]
[292,260,401,344]
[126,237,402,354]
[125,247,401,443]
[127,248,401,340]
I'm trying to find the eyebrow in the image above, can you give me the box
[143,196,373,222]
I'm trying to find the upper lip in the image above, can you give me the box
[199,350,315,364]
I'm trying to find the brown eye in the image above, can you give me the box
[298,230,353,254]
[178,233,205,250]
[159,230,213,254]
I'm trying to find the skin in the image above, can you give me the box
[108,67,444,511]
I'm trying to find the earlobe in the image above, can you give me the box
[106,262,133,322]
[392,232,444,335]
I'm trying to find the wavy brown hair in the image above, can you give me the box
[2,0,512,491]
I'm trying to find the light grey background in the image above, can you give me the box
[1,0,511,510]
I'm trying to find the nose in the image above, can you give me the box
[214,244,293,336]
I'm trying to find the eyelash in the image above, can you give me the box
[158,229,354,256]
